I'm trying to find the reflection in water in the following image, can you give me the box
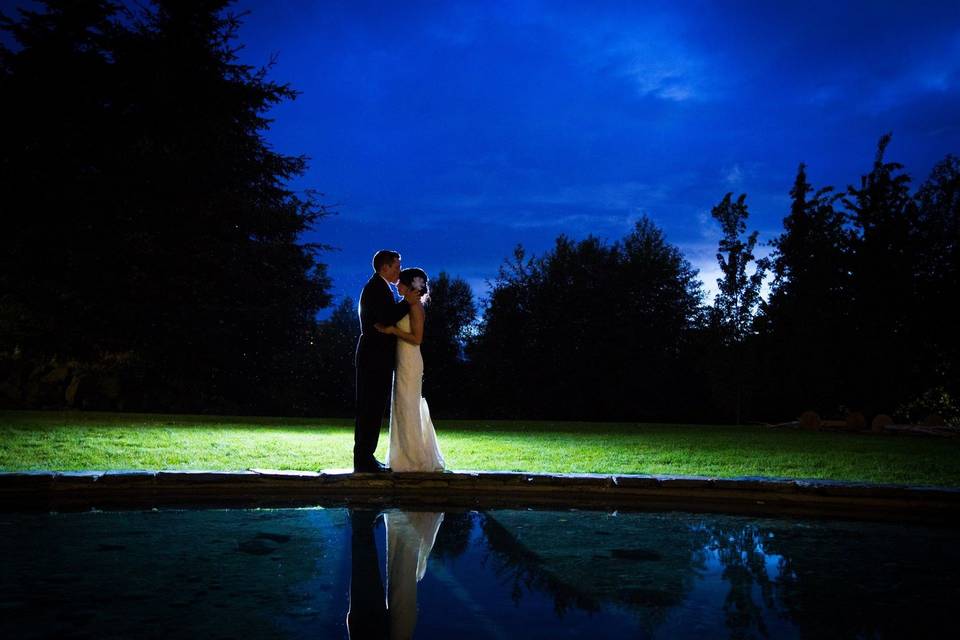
[1,507,958,638]
[348,509,444,640]
[479,510,710,635]
[386,511,444,640]
[478,511,960,638]
[347,509,387,638]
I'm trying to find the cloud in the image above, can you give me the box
[529,181,669,210]
[619,57,709,102]
[724,164,744,187]
[235,0,960,317]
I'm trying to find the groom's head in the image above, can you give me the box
[373,250,402,284]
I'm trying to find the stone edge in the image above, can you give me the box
[1,469,958,523]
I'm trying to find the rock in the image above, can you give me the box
[871,414,893,433]
[922,414,946,427]
[821,419,847,428]
[799,410,821,430]
[845,410,866,431]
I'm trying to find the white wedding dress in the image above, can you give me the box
[387,314,445,472]
[385,510,444,640]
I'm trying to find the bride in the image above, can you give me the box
[375,268,445,472]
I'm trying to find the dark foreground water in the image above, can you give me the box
[1,506,957,639]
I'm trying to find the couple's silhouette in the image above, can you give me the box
[353,250,444,474]
[348,508,444,640]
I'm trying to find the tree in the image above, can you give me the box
[419,272,476,417]
[0,1,332,412]
[711,193,769,344]
[708,193,770,423]
[470,216,704,421]
[311,297,360,414]
[842,133,915,415]
[609,217,705,420]
[468,245,538,418]
[757,163,849,417]
[908,155,960,418]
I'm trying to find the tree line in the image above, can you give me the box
[467,139,959,425]
[2,1,957,424]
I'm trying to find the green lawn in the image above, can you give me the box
[1,410,958,487]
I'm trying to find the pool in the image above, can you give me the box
[1,506,957,638]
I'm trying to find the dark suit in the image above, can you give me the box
[354,274,410,467]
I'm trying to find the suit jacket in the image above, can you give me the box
[356,274,410,369]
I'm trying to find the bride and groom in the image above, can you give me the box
[348,508,445,639]
[353,250,445,474]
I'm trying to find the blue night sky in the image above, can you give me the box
[12,0,960,310]
[230,0,960,311]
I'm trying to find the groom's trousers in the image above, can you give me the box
[354,360,393,464]
[348,509,389,639]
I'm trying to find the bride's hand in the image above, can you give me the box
[375,323,396,335]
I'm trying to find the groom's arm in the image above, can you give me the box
[377,298,410,326]
[365,279,409,327]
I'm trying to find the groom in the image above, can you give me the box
[353,250,410,473]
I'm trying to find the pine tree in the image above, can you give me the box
[842,133,915,415]
[0,1,332,412]
[759,164,848,417]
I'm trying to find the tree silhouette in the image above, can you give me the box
[471,217,703,421]
[420,272,477,417]
[842,133,915,415]
[311,297,360,414]
[0,0,332,412]
[757,164,849,418]
[708,193,770,423]
[891,154,960,421]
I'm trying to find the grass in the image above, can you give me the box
[1,410,959,487]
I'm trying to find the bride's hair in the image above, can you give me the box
[398,268,430,304]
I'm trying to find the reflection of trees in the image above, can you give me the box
[430,510,474,561]
[698,517,960,639]
[480,510,709,633]
[481,512,600,615]
[479,510,960,638]
[696,522,779,639]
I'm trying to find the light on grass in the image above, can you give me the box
[1,412,958,485]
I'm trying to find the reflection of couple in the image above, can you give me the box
[348,509,444,640]
[353,250,445,474]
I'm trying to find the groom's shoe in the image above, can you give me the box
[353,457,391,474]
[369,458,391,474]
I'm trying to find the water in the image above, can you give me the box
[0,506,956,639]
